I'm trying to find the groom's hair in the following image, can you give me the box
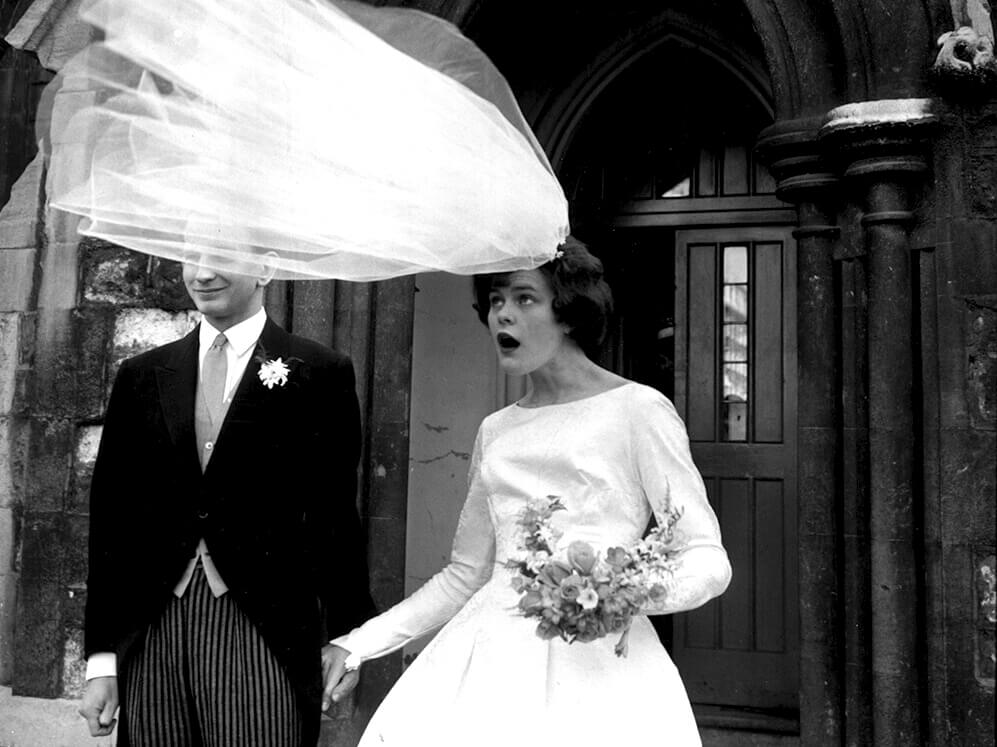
[472,236,614,359]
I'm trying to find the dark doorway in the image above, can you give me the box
[560,39,801,733]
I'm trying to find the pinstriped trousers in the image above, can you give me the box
[120,565,304,746]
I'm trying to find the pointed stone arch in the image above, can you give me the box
[525,10,777,170]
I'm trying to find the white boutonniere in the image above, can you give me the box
[258,358,290,389]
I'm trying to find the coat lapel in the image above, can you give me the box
[155,327,200,470]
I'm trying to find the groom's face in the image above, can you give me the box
[182,253,270,331]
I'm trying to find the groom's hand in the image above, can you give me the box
[321,643,359,711]
[79,676,119,737]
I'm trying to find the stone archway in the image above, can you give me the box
[527,10,776,170]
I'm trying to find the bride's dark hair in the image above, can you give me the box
[472,236,613,358]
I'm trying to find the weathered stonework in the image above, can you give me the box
[0,564,19,684]
[60,513,88,697]
[965,110,997,218]
[72,307,115,423]
[965,300,997,427]
[111,308,198,370]
[0,417,27,511]
[80,237,190,310]
[69,424,100,515]
[0,310,29,688]
[0,152,44,252]
[4,0,96,72]
[976,553,996,686]
[14,510,68,695]
[0,314,21,413]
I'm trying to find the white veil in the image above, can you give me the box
[40,0,569,280]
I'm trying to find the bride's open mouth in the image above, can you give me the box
[496,332,520,351]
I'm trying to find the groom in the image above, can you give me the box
[78,251,375,745]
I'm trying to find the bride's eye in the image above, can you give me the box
[489,294,503,308]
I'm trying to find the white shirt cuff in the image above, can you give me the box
[328,636,361,670]
[85,652,117,679]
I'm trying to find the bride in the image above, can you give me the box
[324,238,732,746]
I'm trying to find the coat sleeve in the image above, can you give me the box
[630,391,732,615]
[307,355,377,639]
[84,359,140,658]
[330,427,494,667]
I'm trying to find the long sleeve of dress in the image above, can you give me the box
[332,429,495,667]
[631,391,732,615]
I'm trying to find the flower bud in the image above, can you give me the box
[567,540,598,574]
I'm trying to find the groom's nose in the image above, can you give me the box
[193,262,219,282]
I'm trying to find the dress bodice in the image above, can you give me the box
[335,382,730,667]
[480,385,667,561]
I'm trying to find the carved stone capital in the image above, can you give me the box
[820,99,937,185]
[756,117,838,204]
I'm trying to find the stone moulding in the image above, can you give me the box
[4,0,94,73]
[754,116,838,203]
[822,99,937,134]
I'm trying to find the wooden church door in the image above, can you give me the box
[671,226,799,718]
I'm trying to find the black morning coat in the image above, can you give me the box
[84,318,376,743]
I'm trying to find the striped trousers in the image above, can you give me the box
[120,565,304,746]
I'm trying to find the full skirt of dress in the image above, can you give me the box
[359,565,701,747]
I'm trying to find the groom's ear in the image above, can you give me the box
[256,251,279,287]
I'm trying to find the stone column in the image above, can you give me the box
[757,117,845,746]
[351,277,415,722]
[822,99,936,747]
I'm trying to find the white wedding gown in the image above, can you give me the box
[334,383,732,746]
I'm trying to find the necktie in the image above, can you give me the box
[202,332,228,425]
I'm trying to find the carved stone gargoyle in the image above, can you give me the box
[933,26,997,94]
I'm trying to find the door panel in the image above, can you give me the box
[672,227,798,711]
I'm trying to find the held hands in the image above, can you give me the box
[79,676,119,737]
[321,643,360,712]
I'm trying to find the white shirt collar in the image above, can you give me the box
[199,307,267,357]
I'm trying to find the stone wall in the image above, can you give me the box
[0,15,205,701]
[0,36,45,695]
[0,144,204,742]
[925,98,997,745]
[0,164,197,697]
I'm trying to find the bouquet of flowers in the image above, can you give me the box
[505,495,683,657]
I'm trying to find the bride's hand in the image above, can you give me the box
[321,643,359,712]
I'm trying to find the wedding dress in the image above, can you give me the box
[40,0,568,280]
[334,382,732,746]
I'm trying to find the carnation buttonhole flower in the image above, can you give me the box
[258,358,290,388]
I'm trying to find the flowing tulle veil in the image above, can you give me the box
[39,0,569,280]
